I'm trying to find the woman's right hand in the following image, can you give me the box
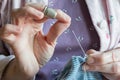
[0,3,71,80]
[83,49,120,80]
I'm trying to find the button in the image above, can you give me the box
[109,15,114,24]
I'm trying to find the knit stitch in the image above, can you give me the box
[56,56,102,80]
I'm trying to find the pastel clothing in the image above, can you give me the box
[0,0,119,80]
[85,0,120,51]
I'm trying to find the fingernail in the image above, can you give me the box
[37,13,44,18]
[87,57,94,64]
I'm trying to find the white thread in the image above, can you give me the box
[71,30,87,57]
[71,30,88,80]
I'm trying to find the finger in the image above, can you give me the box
[0,24,21,37]
[45,9,71,45]
[86,49,100,64]
[86,49,120,65]
[23,6,44,20]
[102,73,120,80]
[86,49,98,55]
[28,3,57,18]
[26,2,45,12]
[33,17,48,23]
[0,24,21,44]
[83,62,120,74]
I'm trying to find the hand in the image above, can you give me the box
[83,49,120,80]
[0,3,71,79]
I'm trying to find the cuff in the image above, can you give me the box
[0,55,15,79]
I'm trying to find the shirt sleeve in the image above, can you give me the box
[0,55,15,79]
[0,55,36,80]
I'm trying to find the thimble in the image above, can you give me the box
[43,6,57,19]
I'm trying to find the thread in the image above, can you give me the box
[71,30,87,57]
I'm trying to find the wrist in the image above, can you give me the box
[2,59,36,80]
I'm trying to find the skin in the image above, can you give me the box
[83,49,120,80]
[0,3,71,80]
[1,2,119,80]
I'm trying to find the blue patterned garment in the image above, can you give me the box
[56,56,102,80]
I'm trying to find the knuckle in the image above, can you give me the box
[24,6,30,10]
[56,9,71,23]
[13,8,25,17]
[112,63,120,74]
[4,24,10,30]
[23,6,32,13]
[97,54,105,65]
[66,16,71,24]
[63,16,71,27]
[65,20,71,28]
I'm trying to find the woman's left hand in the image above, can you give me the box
[83,49,120,80]
[0,3,71,79]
